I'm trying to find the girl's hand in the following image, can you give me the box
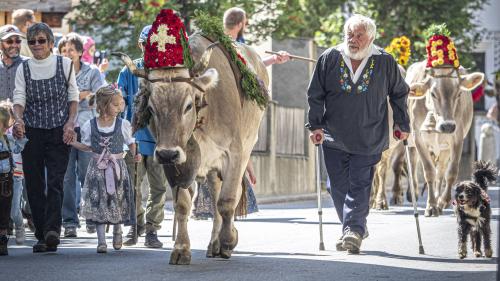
[134,153,142,163]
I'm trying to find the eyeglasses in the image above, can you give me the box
[27,38,48,45]
[3,39,22,45]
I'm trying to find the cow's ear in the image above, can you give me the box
[408,77,431,100]
[459,72,484,91]
[194,68,218,91]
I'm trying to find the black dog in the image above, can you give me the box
[454,161,497,259]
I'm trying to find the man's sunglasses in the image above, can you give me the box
[3,39,22,45]
[27,38,48,45]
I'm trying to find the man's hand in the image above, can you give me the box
[79,90,92,102]
[393,124,409,141]
[274,51,290,64]
[13,119,25,139]
[134,153,142,163]
[309,129,324,145]
[63,121,76,145]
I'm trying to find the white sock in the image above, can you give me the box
[96,224,106,245]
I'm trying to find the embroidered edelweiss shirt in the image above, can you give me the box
[307,45,410,155]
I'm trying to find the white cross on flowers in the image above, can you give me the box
[150,24,177,52]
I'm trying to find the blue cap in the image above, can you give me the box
[138,25,152,43]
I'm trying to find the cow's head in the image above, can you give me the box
[408,67,484,134]
[114,47,218,165]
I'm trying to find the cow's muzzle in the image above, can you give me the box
[436,120,456,134]
[155,147,186,164]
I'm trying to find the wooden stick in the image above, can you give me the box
[265,51,317,63]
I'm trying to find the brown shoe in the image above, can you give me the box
[342,230,362,254]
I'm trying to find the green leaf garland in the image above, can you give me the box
[193,10,268,109]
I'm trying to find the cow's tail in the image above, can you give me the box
[472,161,497,191]
[235,179,248,218]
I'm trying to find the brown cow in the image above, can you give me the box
[116,33,269,264]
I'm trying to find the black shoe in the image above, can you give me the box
[144,231,163,248]
[45,231,60,247]
[33,240,47,253]
[64,227,77,238]
[0,235,8,256]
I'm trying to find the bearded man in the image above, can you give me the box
[307,14,410,254]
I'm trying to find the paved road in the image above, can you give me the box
[1,187,498,281]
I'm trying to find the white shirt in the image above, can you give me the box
[80,118,135,147]
[338,44,382,84]
[13,54,79,107]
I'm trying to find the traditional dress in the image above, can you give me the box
[80,117,136,225]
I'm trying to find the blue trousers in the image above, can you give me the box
[322,146,381,237]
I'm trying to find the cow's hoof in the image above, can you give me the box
[376,200,388,210]
[390,194,403,206]
[219,245,233,259]
[206,240,220,258]
[169,249,191,265]
[485,248,493,258]
[219,227,238,259]
[424,206,439,217]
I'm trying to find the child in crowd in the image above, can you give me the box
[0,101,28,255]
[71,85,140,253]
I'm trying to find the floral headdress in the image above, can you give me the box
[385,36,411,66]
[144,9,194,69]
[424,23,459,68]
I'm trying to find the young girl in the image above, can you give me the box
[71,85,140,253]
[0,101,28,256]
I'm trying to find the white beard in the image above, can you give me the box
[344,42,373,60]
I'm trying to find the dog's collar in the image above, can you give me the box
[481,190,491,205]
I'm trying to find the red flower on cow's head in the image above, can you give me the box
[144,9,189,69]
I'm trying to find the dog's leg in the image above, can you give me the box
[471,228,482,257]
[482,222,493,258]
[458,221,470,259]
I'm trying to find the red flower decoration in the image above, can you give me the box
[144,9,190,69]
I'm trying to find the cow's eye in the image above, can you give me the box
[184,103,193,113]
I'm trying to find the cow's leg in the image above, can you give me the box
[206,170,223,258]
[373,150,390,210]
[217,158,245,259]
[435,150,449,199]
[437,142,463,212]
[415,139,439,217]
[390,143,405,205]
[169,186,192,265]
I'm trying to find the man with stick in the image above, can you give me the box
[307,14,410,254]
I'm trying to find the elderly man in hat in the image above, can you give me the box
[307,14,410,254]
[0,25,27,101]
[117,25,170,248]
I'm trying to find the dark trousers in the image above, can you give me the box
[22,126,70,241]
[322,146,381,237]
[0,173,13,230]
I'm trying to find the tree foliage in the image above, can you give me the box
[70,0,488,79]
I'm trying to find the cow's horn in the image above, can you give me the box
[191,42,218,76]
[111,52,147,78]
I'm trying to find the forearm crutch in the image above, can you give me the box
[397,133,425,255]
[315,134,325,251]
